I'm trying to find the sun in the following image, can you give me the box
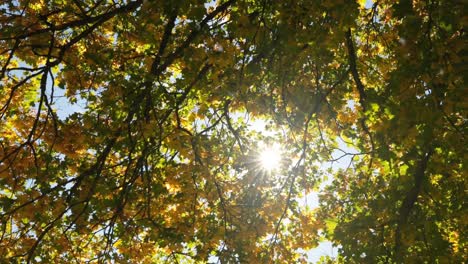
[258,143,282,171]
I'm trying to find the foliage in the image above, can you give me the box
[0,0,465,263]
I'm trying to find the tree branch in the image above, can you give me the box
[1,0,143,41]
[152,0,235,76]
[345,29,366,106]
[345,28,375,156]
[394,149,433,258]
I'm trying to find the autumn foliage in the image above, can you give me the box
[0,0,466,263]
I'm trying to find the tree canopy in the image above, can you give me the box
[0,0,466,262]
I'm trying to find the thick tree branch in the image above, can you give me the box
[345,29,366,107]
[394,149,433,258]
[345,29,375,156]
[150,9,179,75]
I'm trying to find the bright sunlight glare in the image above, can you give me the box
[258,143,282,171]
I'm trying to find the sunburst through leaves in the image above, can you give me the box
[258,143,282,172]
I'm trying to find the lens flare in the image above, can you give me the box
[259,143,282,171]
